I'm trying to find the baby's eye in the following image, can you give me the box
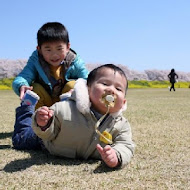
[116,87,122,91]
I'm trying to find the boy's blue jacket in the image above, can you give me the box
[12,50,89,96]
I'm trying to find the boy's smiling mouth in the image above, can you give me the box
[51,59,60,63]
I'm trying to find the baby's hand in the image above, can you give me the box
[20,85,33,100]
[96,144,119,168]
[35,106,54,127]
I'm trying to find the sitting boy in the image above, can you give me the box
[12,22,88,109]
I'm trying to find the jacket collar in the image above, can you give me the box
[72,78,127,117]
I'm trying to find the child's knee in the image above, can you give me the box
[32,83,46,94]
[32,83,53,108]
[62,81,76,93]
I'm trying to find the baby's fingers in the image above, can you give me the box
[96,144,104,155]
[48,109,54,118]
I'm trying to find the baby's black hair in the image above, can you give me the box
[37,22,69,47]
[87,64,128,94]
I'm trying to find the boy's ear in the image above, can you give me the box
[67,43,71,50]
[36,46,42,54]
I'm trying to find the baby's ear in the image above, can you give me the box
[122,100,127,111]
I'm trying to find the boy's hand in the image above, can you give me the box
[35,106,54,127]
[20,85,33,100]
[96,144,119,168]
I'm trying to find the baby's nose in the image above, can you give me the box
[105,87,115,95]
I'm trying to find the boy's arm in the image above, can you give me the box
[65,55,89,80]
[75,58,89,79]
[12,50,39,96]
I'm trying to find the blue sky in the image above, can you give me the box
[1,0,190,72]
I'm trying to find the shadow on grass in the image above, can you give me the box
[0,132,13,150]
[0,145,12,149]
[93,163,121,173]
[0,132,13,139]
[3,149,118,173]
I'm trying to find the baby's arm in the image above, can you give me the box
[96,144,119,168]
[35,106,54,127]
[32,104,61,141]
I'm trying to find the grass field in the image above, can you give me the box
[1,78,190,90]
[0,89,189,190]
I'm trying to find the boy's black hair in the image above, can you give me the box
[87,64,128,93]
[37,22,69,47]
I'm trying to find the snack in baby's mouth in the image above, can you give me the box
[100,94,116,108]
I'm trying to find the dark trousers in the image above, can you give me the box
[12,105,43,150]
[170,83,175,91]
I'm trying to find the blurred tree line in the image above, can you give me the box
[1,59,190,81]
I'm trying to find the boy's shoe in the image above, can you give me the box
[21,90,40,106]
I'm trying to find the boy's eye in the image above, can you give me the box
[57,46,64,50]
[102,82,108,86]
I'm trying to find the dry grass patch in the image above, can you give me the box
[0,89,189,190]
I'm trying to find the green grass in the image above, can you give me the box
[128,80,190,88]
[0,89,190,189]
[1,78,190,90]
[0,78,14,90]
